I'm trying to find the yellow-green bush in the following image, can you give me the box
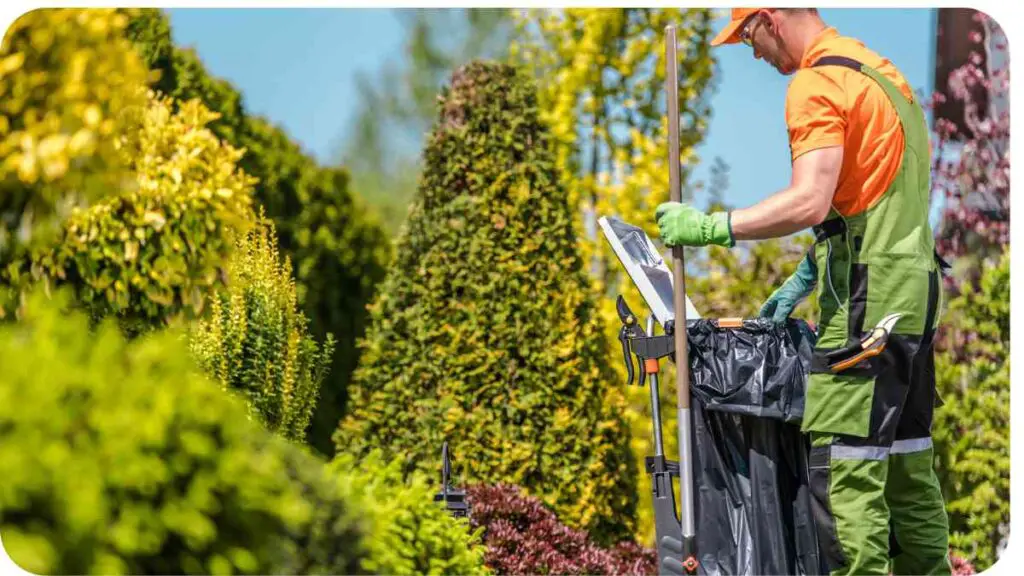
[335,60,638,546]
[330,451,490,575]
[0,289,366,575]
[190,212,335,443]
[26,90,255,334]
[123,9,392,455]
[933,248,1010,570]
[0,8,150,265]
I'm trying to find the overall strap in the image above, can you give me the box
[811,55,920,112]
[810,55,864,73]
[808,55,950,273]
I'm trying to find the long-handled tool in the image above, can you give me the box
[664,24,699,576]
[617,297,690,575]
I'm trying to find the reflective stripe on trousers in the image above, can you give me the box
[830,437,933,461]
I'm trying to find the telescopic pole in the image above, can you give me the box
[664,24,698,575]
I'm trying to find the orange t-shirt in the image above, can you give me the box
[785,27,918,217]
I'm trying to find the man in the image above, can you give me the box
[655,8,951,575]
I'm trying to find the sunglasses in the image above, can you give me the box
[739,13,763,46]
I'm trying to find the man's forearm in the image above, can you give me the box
[654,146,841,247]
[728,184,831,241]
[728,145,843,241]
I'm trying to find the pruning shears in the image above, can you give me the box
[824,312,904,373]
[616,296,674,388]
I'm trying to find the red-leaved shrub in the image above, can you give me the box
[951,555,977,576]
[466,484,656,575]
[466,484,979,576]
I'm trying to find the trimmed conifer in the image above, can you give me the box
[334,60,638,544]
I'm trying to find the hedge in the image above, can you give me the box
[466,483,655,575]
[0,289,365,575]
[933,247,1010,569]
[335,60,638,545]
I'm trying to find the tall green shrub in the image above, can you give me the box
[190,211,335,443]
[329,451,490,575]
[26,91,255,335]
[122,9,391,455]
[334,60,638,545]
[0,289,366,575]
[932,247,1010,569]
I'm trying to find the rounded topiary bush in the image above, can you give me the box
[0,289,365,575]
[329,451,490,575]
[334,60,639,545]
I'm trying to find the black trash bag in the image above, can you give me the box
[687,317,817,424]
[684,318,828,576]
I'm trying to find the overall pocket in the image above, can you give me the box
[801,370,876,438]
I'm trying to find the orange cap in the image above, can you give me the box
[710,8,762,46]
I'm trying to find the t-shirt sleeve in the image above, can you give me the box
[785,69,847,161]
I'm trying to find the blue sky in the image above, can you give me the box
[165,8,937,210]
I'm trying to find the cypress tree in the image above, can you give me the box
[334,60,638,544]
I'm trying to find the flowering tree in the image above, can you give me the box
[929,10,1009,291]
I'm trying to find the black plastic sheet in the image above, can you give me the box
[685,318,827,576]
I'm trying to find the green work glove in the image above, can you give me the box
[655,202,734,247]
[759,252,818,324]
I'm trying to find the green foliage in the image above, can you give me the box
[329,451,490,575]
[0,289,366,575]
[121,7,172,83]
[24,91,255,335]
[335,60,638,545]
[932,247,1009,570]
[280,162,391,455]
[0,8,150,271]
[122,9,390,455]
[190,212,335,443]
[510,8,717,274]
[509,9,719,544]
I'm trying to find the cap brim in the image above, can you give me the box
[710,18,745,46]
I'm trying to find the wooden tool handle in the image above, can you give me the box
[665,26,690,410]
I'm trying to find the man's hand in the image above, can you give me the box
[656,202,735,248]
[759,252,818,323]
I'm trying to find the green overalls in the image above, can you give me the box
[799,56,952,575]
